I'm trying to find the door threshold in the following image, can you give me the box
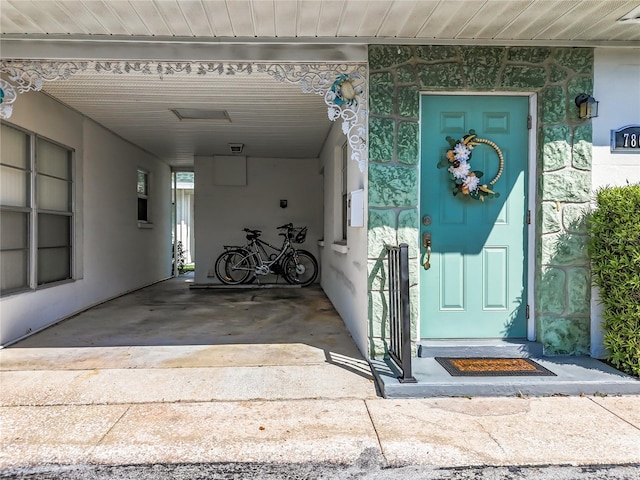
[417,339,543,358]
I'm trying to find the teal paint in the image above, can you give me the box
[420,95,529,338]
[540,203,562,234]
[369,117,395,163]
[367,45,593,358]
[369,164,418,208]
[397,122,419,165]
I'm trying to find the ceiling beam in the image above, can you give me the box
[0,36,369,62]
[1,34,639,61]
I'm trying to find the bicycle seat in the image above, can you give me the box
[243,228,261,240]
[277,223,293,230]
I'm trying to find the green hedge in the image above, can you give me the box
[588,184,640,377]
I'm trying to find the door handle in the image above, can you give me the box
[423,232,431,270]
[422,232,431,248]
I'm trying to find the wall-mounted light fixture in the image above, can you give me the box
[575,94,599,119]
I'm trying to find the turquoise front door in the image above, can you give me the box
[420,95,529,338]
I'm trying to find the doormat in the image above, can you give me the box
[435,357,557,377]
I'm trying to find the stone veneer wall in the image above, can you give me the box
[367,45,594,357]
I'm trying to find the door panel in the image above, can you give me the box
[440,250,465,310]
[420,95,529,339]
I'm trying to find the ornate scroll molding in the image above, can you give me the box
[1,61,90,93]
[0,60,368,171]
[257,63,368,172]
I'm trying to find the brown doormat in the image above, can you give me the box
[435,357,557,377]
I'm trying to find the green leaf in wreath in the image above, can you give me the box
[474,171,484,179]
[494,192,501,198]
[437,159,449,168]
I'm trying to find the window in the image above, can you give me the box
[1,123,74,294]
[36,138,73,285]
[341,142,348,241]
[137,169,149,223]
[0,125,30,292]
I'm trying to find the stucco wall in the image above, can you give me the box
[590,47,640,358]
[1,91,172,346]
[194,156,323,285]
[367,45,594,357]
[319,122,369,356]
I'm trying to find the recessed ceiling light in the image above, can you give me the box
[170,108,231,122]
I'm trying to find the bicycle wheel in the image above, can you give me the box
[282,250,318,287]
[214,249,254,285]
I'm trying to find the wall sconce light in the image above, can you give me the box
[575,94,599,119]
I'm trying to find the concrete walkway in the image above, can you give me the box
[2,396,640,469]
[1,277,639,470]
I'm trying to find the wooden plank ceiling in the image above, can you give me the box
[2,1,639,42]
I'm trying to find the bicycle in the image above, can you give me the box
[214,223,318,287]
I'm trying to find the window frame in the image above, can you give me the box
[0,123,75,296]
[137,168,151,226]
[0,125,32,293]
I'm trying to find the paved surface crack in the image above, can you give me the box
[363,400,388,466]
[476,419,508,457]
[588,397,640,432]
[96,404,131,445]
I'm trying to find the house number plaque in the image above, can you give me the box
[611,125,640,153]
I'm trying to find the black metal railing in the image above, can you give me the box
[386,243,416,383]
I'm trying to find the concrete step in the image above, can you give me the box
[371,356,640,398]
[417,339,544,358]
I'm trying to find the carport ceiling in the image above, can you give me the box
[2,0,639,167]
[39,69,333,167]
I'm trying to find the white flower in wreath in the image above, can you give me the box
[448,160,471,179]
[463,174,480,192]
[327,106,340,121]
[454,143,472,162]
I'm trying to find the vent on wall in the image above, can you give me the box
[618,6,640,23]
[170,109,231,122]
[229,143,244,154]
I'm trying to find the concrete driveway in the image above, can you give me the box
[3,278,640,472]
[0,277,378,406]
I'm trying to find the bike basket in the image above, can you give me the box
[290,227,307,243]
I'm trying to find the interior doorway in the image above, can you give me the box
[173,171,195,276]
